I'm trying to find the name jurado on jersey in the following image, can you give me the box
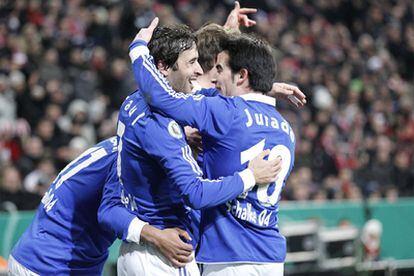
[244,108,295,144]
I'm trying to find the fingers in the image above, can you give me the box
[234,1,240,11]
[269,156,282,167]
[193,133,202,141]
[272,82,304,96]
[274,156,283,176]
[246,18,256,27]
[282,83,306,105]
[269,156,282,172]
[270,82,307,108]
[239,15,256,27]
[175,228,192,243]
[175,253,193,263]
[168,228,193,252]
[170,257,188,268]
[231,1,256,28]
[273,157,282,179]
[291,85,306,101]
[260,157,282,183]
[256,149,270,160]
[184,127,201,137]
[287,89,305,108]
[287,95,304,108]
[174,239,193,253]
[133,17,159,43]
[146,17,159,36]
[239,7,257,14]
[168,244,193,268]
[235,0,257,14]
[176,245,193,254]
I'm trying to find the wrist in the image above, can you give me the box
[129,41,150,63]
[129,39,147,51]
[239,168,256,192]
[126,217,148,244]
[140,225,161,247]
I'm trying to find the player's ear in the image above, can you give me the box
[236,68,248,86]
[157,60,170,77]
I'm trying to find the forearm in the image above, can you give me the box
[99,168,143,241]
[136,224,161,246]
[179,168,255,209]
[98,202,136,241]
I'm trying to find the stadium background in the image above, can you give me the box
[0,0,413,275]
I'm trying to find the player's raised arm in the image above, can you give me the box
[129,20,236,139]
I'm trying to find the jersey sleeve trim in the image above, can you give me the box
[238,168,256,192]
[126,217,149,244]
[129,40,148,63]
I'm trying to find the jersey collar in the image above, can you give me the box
[239,93,276,107]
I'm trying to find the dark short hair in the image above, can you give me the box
[148,24,196,69]
[195,23,227,72]
[221,34,276,93]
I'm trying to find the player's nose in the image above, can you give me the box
[194,61,203,76]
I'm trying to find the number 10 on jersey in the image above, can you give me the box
[240,139,291,207]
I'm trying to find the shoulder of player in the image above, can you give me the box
[119,91,150,122]
[142,122,187,159]
[144,114,186,146]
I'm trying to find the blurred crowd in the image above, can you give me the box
[0,0,413,210]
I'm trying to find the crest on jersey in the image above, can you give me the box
[168,121,183,139]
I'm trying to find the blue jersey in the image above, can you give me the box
[11,137,136,275]
[116,90,254,247]
[185,88,217,243]
[129,41,296,263]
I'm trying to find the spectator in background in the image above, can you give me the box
[0,165,41,210]
[67,47,99,103]
[393,150,414,197]
[58,99,96,145]
[16,135,44,176]
[0,74,16,123]
[23,158,56,196]
[39,48,63,83]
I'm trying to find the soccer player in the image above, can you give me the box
[187,22,305,157]
[115,22,281,276]
[130,19,296,276]
[8,137,194,275]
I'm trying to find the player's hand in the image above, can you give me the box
[185,126,203,154]
[224,1,256,31]
[152,227,193,268]
[133,17,159,44]
[248,150,282,185]
[268,82,307,108]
